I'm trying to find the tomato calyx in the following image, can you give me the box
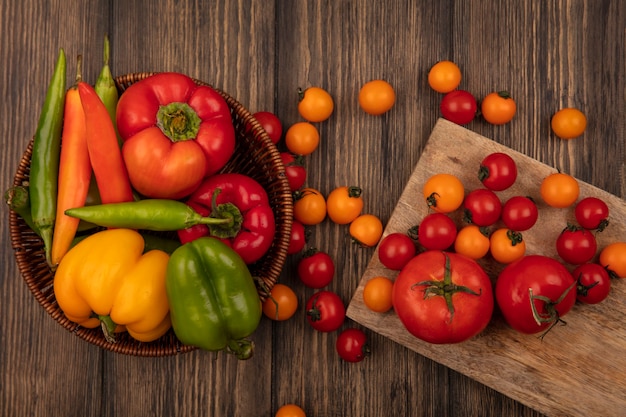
[411,254,481,322]
[506,229,523,246]
[156,101,201,142]
[425,192,441,210]
[528,280,577,339]
[306,294,324,322]
[346,186,363,198]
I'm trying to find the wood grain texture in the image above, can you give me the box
[1,0,624,416]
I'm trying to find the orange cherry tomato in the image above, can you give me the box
[490,228,526,264]
[294,187,327,225]
[349,214,383,247]
[358,80,396,115]
[427,60,462,93]
[285,122,320,156]
[540,172,580,208]
[599,242,626,278]
[275,404,306,417]
[551,108,587,139]
[422,173,465,213]
[362,276,394,313]
[326,186,364,224]
[297,86,334,122]
[454,225,491,260]
[262,284,299,321]
[480,91,517,125]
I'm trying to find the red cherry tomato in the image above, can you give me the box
[501,196,539,231]
[556,224,598,265]
[440,90,477,125]
[287,220,307,255]
[478,152,518,191]
[297,249,335,289]
[416,213,457,251]
[572,263,611,304]
[280,152,307,192]
[574,197,610,231]
[305,291,346,332]
[378,232,417,271]
[336,328,370,362]
[252,111,283,144]
[463,188,502,227]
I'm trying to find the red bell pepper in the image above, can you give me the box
[116,72,236,199]
[177,173,275,264]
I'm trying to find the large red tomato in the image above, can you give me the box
[392,251,494,344]
[495,255,577,335]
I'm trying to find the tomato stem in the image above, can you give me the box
[527,280,577,337]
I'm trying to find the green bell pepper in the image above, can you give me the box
[166,237,262,359]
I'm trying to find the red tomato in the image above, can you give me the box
[501,196,539,231]
[378,232,417,270]
[478,152,518,191]
[440,90,477,125]
[463,188,502,226]
[305,291,346,332]
[572,263,611,304]
[495,255,577,335]
[416,213,457,251]
[252,111,283,144]
[555,224,597,265]
[297,249,335,288]
[287,220,307,255]
[336,328,370,363]
[280,152,307,192]
[392,251,494,344]
[574,197,610,231]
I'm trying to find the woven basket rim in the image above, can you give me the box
[9,73,293,356]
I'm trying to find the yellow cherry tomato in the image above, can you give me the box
[262,284,298,321]
[481,91,517,125]
[285,122,320,156]
[428,60,462,93]
[349,214,383,247]
[422,173,465,213]
[551,108,587,139]
[297,86,334,122]
[362,276,394,313]
[326,185,364,224]
[540,172,580,208]
[294,187,327,225]
[454,225,491,259]
[490,228,526,264]
[358,80,396,115]
[275,404,306,417]
[599,242,626,278]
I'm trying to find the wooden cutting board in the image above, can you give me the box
[346,118,626,417]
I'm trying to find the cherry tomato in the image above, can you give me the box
[359,80,396,115]
[287,220,308,255]
[427,60,462,93]
[336,328,370,363]
[551,108,587,139]
[297,249,335,289]
[275,404,306,417]
[297,86,334,122]
[362,276,394,313]
[454,225,490,260]
[378,232,417,270]
[422,173,465,213]
[392,251,494,344]
[555,224,597,265]
[294,188,326,225]
[305,290,346,332]
[416,212,457,251]
[540,172,579,208]
[573,263,611,304]
[599,242,626,278]
[480,91,517,125]
[478,152,517,191]
[501,196,539,231]
[575,196,610,231]
[262,283,299,321]
[440,90,477,125]
[252,111,282,144]
[326,186,364,225]
[285,122,320,156]
[281,152,307,192]
[463,188,502,227]
[496,255,577,334]
[349,214,383,247]
[490,228,526,264]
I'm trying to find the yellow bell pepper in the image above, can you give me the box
[53,228,171,343]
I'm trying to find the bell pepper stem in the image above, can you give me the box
[205,188,244,238]
[226,338,255,360]
[99,315,117,343]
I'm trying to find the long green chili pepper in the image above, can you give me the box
[94,34,122,146]
[65,199,243,233]
[29,48,66,266]
[5,185,40,235]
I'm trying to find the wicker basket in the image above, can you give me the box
[9,73,293,356]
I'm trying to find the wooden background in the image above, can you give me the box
[1,1,624,416]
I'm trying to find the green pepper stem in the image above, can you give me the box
[157,102,201,142]
[98,315,117,343]
[226,339,255,360]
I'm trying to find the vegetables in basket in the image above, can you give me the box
[53,229,171,343]
[116,72,236,199]
[165,237,262,360]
